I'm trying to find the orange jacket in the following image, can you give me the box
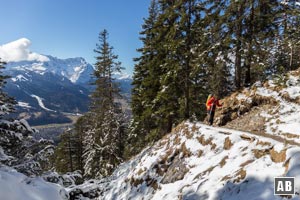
[206,96,222,111]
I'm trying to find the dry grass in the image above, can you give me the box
[284,158,291,173]
[191,124,198,132]
[252,148,270,159]
[240,146,248,152]
[130,177,144,187]
[233,169,247,183]
[270,147,287,163]
[221,175,231,182]
[193,166,216,180]
[221,168,247,183]
[240,134,255,142]
[137,168,145,176]
[240,160,254,167]
[145,175,159,190]
[256,140,272,147]
[197,135,213,146]
[174,134,181,145]
[220,156,229,168]
[281,133,300,139]
[184,128,193,139]
[224,137,233,150]
[181,142,192,158]
[211,142,217,150]
[197,150,203,157]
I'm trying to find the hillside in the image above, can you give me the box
[64,69,300,200]
[1,70,300,200]
[214,69,300,145]
[67,122,299,200]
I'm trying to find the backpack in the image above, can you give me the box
[206,94,212,107]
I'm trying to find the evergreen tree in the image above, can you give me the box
[128,0,162,156]
[82,29,126,178]
[129,0,300,159]
[54,128,83,174]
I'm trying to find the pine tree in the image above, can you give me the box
[82,29,126,178]
[54,128,83,173]
[128,0,162,156]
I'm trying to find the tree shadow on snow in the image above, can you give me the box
[214,176,292,200]
[182,190,208,200]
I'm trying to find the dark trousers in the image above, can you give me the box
[208,110,215,125]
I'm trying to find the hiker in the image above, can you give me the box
[206,94,222,125]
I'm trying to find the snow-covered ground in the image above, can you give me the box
[17,101,32,109]
[87,121,299,200]
[0,167,68,200]
[236,71,300,144]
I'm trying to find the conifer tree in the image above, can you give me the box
[54,128,84,174]
[82,29,126,178]
[128,0,162,155]
[129,0,300,159]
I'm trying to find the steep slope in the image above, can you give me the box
[68,122,299,200]
[213,68,300,144]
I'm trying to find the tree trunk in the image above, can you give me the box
[245,0,254,86]
[184,0,192,119]
[235,3,243,89]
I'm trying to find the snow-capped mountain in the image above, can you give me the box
[1,38,132,126]
[5,55,95,85]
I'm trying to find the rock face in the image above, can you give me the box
[160,152,189,184]
[212,68,300,145]
[214,93,278,127]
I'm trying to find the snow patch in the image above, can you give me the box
[11,74,28,82]
[17,101,31,108]
[70,65,85,83]
[0,167,68,200]
[30,94,56,112]
[273,143,284,153]
[31,63,46,72]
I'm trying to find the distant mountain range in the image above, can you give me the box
[3,55,132,126]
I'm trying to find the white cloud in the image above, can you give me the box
[0,38,49,62]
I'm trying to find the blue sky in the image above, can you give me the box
[0,0,150,74]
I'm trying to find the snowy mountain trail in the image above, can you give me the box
[69,121,300,200]
[202,123,300,147]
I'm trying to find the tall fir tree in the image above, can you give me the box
[128,0,163,156]
[82,29,126,178]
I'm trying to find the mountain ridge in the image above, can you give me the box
[3,55,132,126]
